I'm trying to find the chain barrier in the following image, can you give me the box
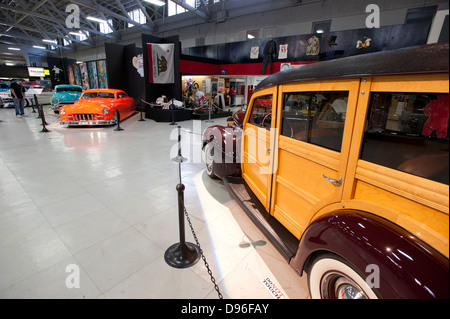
[183,207,224,299]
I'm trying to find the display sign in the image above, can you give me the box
[147,43,175,84]
[250,46,259,59]
[278,44,288,59]
[26,88,44,95]
[28,67,45,77]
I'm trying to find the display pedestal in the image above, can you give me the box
[192,109,233,120]
[145,107,193,122]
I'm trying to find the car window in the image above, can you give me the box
[56,87,82,93]
[249,94,273,130]
[82,92,114,99]
[361,93,449,185]
[117,93,128,98]
[281,91,349,152]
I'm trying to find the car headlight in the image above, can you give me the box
[52,98,58,104]
[60,108,65,115]
[102,109,109,115]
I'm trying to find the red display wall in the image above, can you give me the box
[180,60,317,76]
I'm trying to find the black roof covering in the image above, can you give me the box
[255,42,449,92]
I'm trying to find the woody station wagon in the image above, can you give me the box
[202,42,449,299]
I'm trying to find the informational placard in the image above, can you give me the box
[28,67,45,77]
[26,88,44,95]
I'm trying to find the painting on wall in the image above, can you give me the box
[96,60,108,88]
[67,64,75,85]
[74,64,82,86]
[87,61,98,89]
[80,63,90,90]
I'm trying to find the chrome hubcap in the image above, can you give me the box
[205,145,214,174]
[321,272,368,299]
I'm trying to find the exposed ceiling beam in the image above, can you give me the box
[46,2,118,40]
[135,0,157,29]
[15,0,49,25]
[171,0,211,21]
[71,0,154,31]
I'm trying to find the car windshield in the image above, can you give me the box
[82,92,114,99]
[57,87,82,93]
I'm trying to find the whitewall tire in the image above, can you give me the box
[308,254,379,299]
[204,143,218,179]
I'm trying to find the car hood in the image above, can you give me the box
[64,99,114,113]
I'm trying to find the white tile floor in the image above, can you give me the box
[0,106,309,299]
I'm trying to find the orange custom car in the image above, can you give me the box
[60,89,136,126]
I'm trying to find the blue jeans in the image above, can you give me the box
[13,98,25,116]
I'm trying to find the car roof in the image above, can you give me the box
[56,84,82,88]
[255,42,449,93]
[83,88,123,93]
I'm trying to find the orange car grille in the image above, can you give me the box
[72,114,98,121]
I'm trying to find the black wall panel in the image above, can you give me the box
[105,43,126,91]
[182,22,432,64]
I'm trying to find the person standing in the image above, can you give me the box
[261,39,277,74]
[10,79,27,117]
[229,86,236,106]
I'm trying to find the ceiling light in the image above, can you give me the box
[247,34,255,39]
[8,47,21,51]
[143,0,165,6]
[43,39,57,44]
[33,45,46,49]
[316,29,324,34]
[86,16,107,23]
[5,63,14,66]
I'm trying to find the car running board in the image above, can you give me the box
[223,176,299,262]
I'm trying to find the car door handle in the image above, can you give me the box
[262,147,271,152]
[323,175,342,186]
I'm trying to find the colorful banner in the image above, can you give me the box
[147,43,175,84]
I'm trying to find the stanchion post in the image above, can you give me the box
[114,109,124,131]
[32,94,37,113]
[205,100,214,123]
[165,126,200,268]
[138,100,145,121]
[39,104,50,133]
[170,99,177,126]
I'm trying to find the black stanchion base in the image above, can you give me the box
[164,242,200,269]
[40,127,50,133]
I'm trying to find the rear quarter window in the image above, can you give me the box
[361,93,449,185]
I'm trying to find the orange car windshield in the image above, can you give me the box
[82,92,115,99]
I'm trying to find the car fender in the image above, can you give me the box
[290,210,449,299]
[202,125,242,178]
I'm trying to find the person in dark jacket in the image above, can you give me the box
[261,39,277,75]
[10,79,27,117]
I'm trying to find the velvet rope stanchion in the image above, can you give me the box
[164,126,200,268]
[137,100,145,122]
[114,109,124,131]
[38,104,50,133]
